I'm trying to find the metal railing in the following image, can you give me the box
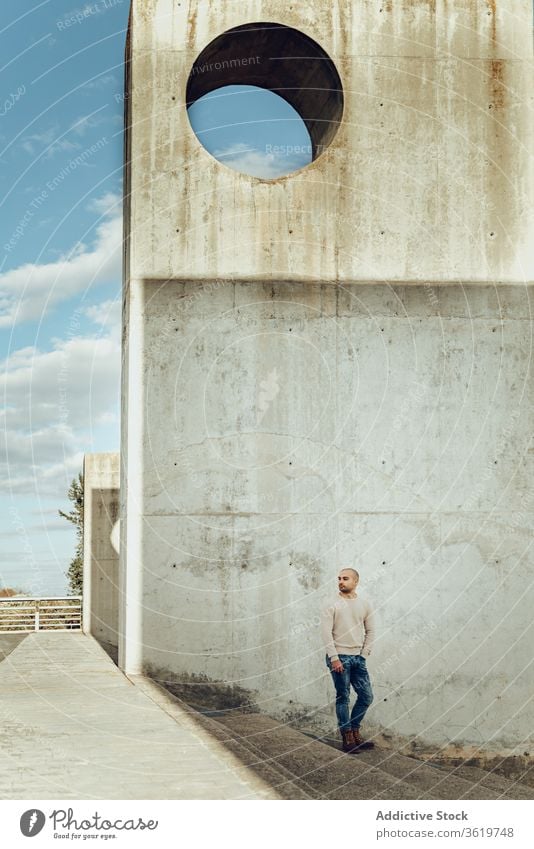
[0,597,82,633]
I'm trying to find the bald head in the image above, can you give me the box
[337,568,359,595]
[340,568,359,581]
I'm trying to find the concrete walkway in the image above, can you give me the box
[0,632,278,799]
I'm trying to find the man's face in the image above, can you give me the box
[338,570,358,594]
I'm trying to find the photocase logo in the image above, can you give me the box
[20,809,46,837]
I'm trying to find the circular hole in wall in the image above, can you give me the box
[187,85,313,178]
[186,22,344,179]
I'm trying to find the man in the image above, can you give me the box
[321,568,376,753]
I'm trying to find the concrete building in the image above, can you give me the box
[83,452,120,660]
[119,0,533,755]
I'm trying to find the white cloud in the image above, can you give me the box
[70,113,109,137]
[0,191,122,498]
[21,126,84,159]
[0,329,120,496]
[1,336,121,430]
[0,213,122,328]
[36,217,56,229]
[213,142,311,179]
[87,191,121,218]
[46,139,83,158]
[21,126,57,156]
[84,297,121,335]
[81,74,117,92]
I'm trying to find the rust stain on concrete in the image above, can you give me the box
[136,0,156,24]
[485,0,497,44]
[490,59,505,110]
[188,7,197,46]
[401,0,436,10]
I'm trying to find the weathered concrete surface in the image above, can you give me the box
[125,280,534,753]
[125,0,533,283]
[0,632,277,799]
[160,708,534,800]
[83,454,120,659]
[120,0,534,755]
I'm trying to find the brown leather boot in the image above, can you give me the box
[351,728,375,750]
[340,729,356,752]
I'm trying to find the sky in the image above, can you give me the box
[189,84,312,178]
[0,1,312,596]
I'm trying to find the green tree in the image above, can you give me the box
[59,472,84,596]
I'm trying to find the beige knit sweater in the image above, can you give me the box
[320,594,376,661]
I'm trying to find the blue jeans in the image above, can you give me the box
[326,654,374,731]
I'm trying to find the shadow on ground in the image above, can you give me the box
[96,639,119,666]
[0,634,28,662]
[156,679,534,801]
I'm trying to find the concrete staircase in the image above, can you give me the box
[177,707,534,801]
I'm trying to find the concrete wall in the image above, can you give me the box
[83,453,120,661]
[121,1,534,754]
[125,0,532,284]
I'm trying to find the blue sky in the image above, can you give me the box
[0,1,311,596]
[1,0,129,596]
[189,85,312,178]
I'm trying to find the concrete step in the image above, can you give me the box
[201,713,534,800]
[205,713,433,799]
[187,712,314,800]
[409,759,534,801]
[309,732,534,800]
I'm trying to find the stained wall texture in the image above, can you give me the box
[120,1,534,753]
